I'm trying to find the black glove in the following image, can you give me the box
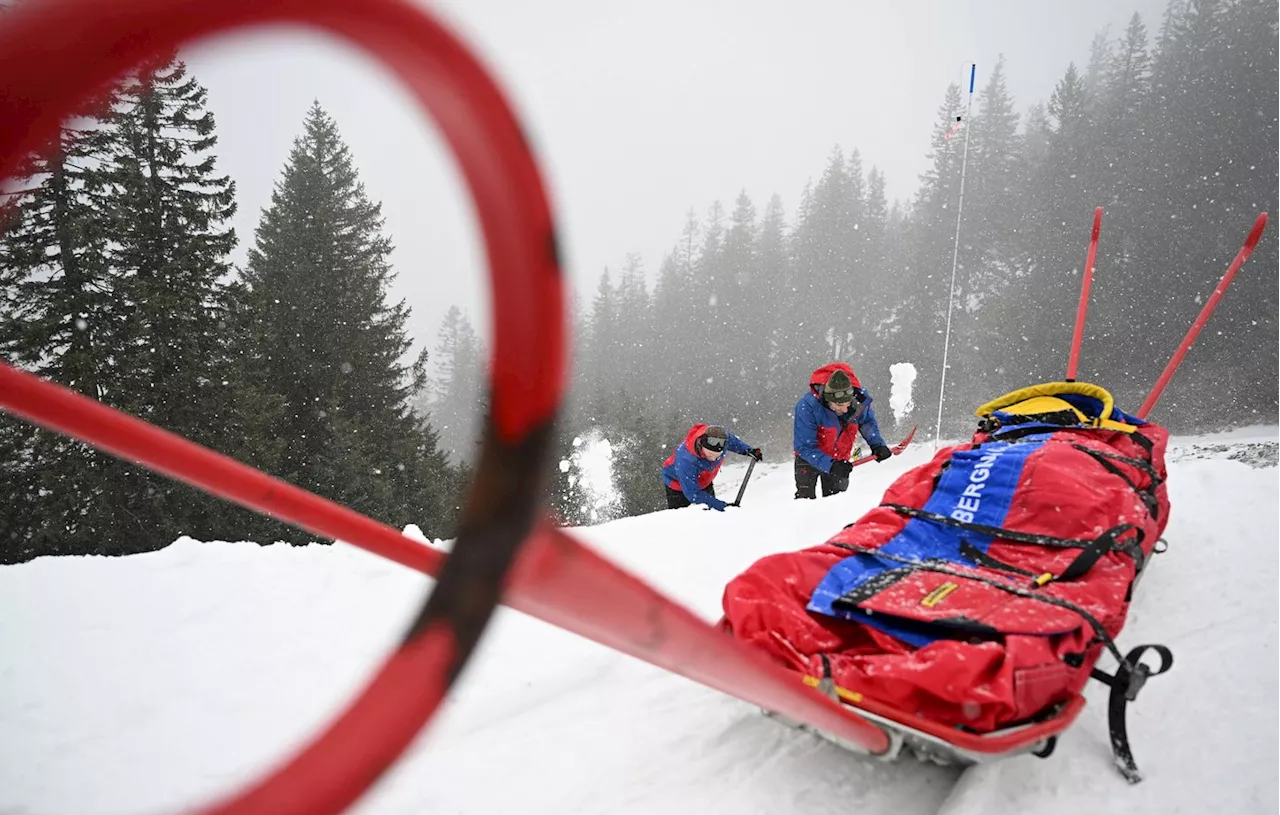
[829,459,853,479]
[747,447,763,461]
[871,444,892,462]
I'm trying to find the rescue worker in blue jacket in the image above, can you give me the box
[794,362,891,499]
[660,423,762,510]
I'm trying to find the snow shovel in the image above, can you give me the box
[849,424,918,470]
[729,457,757,507]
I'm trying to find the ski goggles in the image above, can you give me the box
[825,387,858,404]
[701,433,726,452]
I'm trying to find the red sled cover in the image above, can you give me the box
[722,384,1169,735]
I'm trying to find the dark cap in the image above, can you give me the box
[823,370,856,404]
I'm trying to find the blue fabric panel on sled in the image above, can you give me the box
[807,438,1045,646]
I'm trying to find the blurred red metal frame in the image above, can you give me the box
[0,1,892,813]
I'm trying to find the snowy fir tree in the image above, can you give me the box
[96,54,247,546]
[425,304,485,466]
[1,56,249,560]
[0,92,120,562]
[237,102,458,540]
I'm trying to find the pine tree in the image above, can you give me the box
[98,54,245,543]
[428,305,485,464]
[1083,29,1115,110]
[581,268,618,421]
[719,191,758,404]
[780,179,816,375]
[1,56,255,559]
[1106,15,1154,128]
[614,251,655,415]
[654,209,701,413]
[897,84,964,437]
[968,56,1021,268]
[611,408,669,518]
[1087,14,1156,388]
[688,201,725,418]
[1126,0,1278,423]
[1046,63,1093,166]
[790,147,852,359]
[947,56,1025,407]
[858,169,892,337]
[863,169,888,269]
[0,96,121,562]
[239,102,457,538]
[756,193,791,415]
[1026,67,1102,393]
[676,208,700,280]
[843,148,869,310]
[103,55,238,422]
[650,251,686,414]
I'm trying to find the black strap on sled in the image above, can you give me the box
[1129,430,1156,456]
[958,540,1040,578]
[880,504,1147,576]
[877,504,1095,548]
[829,541,1172,782]
[1088,644,1174,784]
[1070,443,1164,521]
[1057,526,1146,582]
[955,529,1141,587]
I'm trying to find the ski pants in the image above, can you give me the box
[794,457,848,499]
[666,482,715,509]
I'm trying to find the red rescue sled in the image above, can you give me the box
[722,381,1173,781]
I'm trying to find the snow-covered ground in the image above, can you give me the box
[1,427,1276,815]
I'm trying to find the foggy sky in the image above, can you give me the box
[182,0,1171,357]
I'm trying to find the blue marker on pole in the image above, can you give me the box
[969,63,976,93]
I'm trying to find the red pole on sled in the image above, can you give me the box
[1137,212,1269,419]
[1066,207,1103,381]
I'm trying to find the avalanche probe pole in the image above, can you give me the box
[1066,207,1103,381]
[933,62,976,450]
[1137,211,1268,419]
[731,457,756,507]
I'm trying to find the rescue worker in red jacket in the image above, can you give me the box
[660,424,762,510]
[793,362,891,499]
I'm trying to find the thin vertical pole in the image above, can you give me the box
[933,63,976,448]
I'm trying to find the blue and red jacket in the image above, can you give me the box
[793,362,886,474]
[660,423,752,511]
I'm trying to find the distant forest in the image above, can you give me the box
[2,0,1276,561]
